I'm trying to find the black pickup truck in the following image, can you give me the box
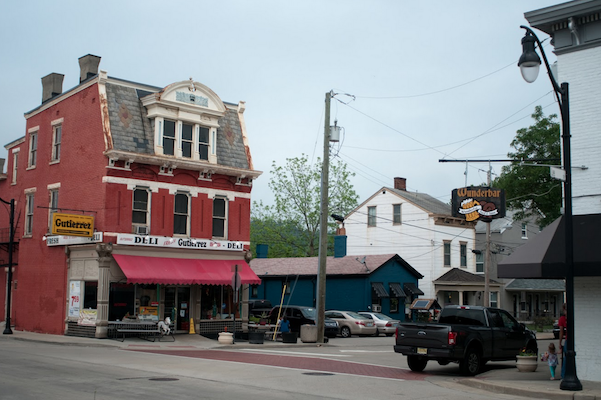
[394,305,537,376]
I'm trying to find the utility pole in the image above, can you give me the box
[316,91,332,344]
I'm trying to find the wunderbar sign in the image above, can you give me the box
[451,187,505,222]
[51,213,95,237]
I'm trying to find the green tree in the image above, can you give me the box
[251,154,359,258]
[493,106,561,227]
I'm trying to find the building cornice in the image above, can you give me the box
[104,149,262,180]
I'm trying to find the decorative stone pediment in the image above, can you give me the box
[141,79,226,120]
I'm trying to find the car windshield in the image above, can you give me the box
[372,313,394,320]
[345,311,367,319]
[300,308,316,319]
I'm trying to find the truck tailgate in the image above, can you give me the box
[396,323,451,348]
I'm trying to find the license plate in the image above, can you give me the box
[366,322,373,327]
[417,347,427,355]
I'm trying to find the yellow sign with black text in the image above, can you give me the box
[51,213,95,237]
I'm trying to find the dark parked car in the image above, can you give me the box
[269,305,340,338]
[248,299,273,318]
[553,320,560,339]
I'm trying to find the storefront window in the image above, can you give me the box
[200,285,238,320]
[137,284,159,322]
[109,283,135,321]
[83,281,97,309]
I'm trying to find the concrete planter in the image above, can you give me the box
[300,324,317,343]
[218,332,234,345]
[516,355,538,372]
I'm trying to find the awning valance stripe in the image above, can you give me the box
[113,254,262,285]
[404,282,424,296]
[371,282,389,298]
[389,282,406,298]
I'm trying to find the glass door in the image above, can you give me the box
[164,286,191,332]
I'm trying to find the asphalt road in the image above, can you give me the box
[0,335,535,400]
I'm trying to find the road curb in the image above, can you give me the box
[459,377,596,400]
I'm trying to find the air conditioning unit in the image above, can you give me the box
[134,225,149,235]
[372,304,382,312]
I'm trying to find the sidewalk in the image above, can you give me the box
[459,333,601,400]
[1,324,600,399]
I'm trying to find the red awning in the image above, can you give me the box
[112,254,262,285]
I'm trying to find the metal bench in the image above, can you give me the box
[113,321,175,342]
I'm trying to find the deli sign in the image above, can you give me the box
[451,187,505,222]
[51,213,95,237]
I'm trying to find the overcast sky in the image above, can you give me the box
[0,1,562,210]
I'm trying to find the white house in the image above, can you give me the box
[344,177,492,308]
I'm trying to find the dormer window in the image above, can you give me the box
[143,79,226,164]
[156,117,215,161]
[163,120,176,155]
[182,123,194,158]
[199,126,209,160]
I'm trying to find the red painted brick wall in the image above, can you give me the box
[0,82,255,335]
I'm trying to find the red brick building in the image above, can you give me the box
[0,54,262,338]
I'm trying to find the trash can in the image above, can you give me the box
[300,324,317,343]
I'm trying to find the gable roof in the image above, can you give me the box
[434,267,501,284]
[250,253,423,279]
[387,187,452,216]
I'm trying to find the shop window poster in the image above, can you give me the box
[69,281,81,318]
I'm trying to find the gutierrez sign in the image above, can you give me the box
[51,213,95,237]
[451,187,505,222]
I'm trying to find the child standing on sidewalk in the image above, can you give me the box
[541,343,559,380]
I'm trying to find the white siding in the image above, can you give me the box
[574,277,601,381]
[345,190,476,299]
[558,46,601,216]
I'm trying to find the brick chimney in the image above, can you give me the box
[394,177,407,191]
[78,54,101,83]
[41,73,65,104]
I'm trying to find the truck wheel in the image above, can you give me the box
[460,348,481,376]
[407,355,428,372]
[340,326,351,338]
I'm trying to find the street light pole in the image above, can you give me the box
[518,25,581,391]
[1,197,15,335]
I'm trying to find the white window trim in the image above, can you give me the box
[132,187,151,232]
[27,128,39,169]
[393,203,402,225]
[11,148,19,185]
[367,206,376,227]
[24,188,37,237]
[48,189,59,232]
[476,252,484,273]
[212,195,228,240]
[50,118,63,164]
[153,116,217,163]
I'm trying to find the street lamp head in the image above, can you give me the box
[518,31,541,83]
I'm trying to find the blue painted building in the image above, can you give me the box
[249,253,423,321]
